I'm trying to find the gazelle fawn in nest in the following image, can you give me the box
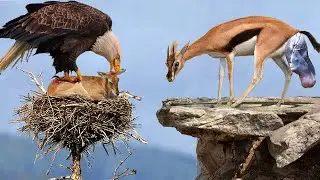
[47,69,126,100]
[166,16,320,107]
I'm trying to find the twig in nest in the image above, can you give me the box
[111,149,137,180]
[118,91,142,101]
[48,175,71,180]
[17,68,46,93]
[58,164,71,171]
[129,129,148,144]
[233,137,266,179]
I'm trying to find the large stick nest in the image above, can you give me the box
[14,93,135,153]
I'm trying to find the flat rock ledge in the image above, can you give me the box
[156,97,320,180]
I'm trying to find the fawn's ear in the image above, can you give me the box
[97,72,109,77]
[117,68,126,75]
[97,69,126,77]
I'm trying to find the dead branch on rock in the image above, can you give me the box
[233,137,266,179]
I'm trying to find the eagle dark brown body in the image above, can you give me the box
[0,1,122,83]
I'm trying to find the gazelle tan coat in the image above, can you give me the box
[47,72,122,101]
[166,16,320,107]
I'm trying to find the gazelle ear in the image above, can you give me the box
[180,41,190,55]
[97,69,126,77]
[117,68,126,75]
[97,72,108,77]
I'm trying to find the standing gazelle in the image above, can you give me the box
[166,16,320,107]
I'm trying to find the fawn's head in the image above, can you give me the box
[97,69,126,97]
[166,40,189,82]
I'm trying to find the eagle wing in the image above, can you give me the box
[0,1,112,46]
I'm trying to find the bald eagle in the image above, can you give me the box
[0,1,122,83]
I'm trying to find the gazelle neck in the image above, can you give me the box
[183,39,208,61]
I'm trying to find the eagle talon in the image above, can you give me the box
[74,69,82,83]
[55,76,73,83]
[72,76,82,83]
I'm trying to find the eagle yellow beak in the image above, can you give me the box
[112,57,121,73]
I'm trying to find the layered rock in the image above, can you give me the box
[156,97,320,180]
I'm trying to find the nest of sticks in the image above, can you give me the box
[14,93,136,154]
[10,69,146,179]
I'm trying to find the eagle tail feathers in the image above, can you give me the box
[0,41,33,72]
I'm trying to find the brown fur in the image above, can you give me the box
[47,75,120,101]
[183,16,299,60]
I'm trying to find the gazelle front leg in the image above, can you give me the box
[226,53,235,106]
[217,59,226,104]
[272,56,292,106]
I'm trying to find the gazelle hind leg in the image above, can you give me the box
[231,53,267,108]
[217,59,226,104]
[226,53,235,106]
[272,57,292,106]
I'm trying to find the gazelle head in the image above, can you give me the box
[97,69,126,98]
[166,41,189,82]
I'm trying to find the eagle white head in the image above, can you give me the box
[92,31,122,73]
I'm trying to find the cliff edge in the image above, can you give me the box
[156,97,320,180]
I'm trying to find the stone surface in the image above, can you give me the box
[195,139,320,180]
[268,111,320,168]
[156,96,320,179]
[157,97,320,141]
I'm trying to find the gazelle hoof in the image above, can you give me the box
[227,99,234,106]
[216,100,223,106]
[276,101,283,107]
[231,102,240,108]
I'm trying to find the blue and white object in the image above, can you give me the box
[285,33,316,88]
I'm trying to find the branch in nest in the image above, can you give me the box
[17,67,46,93]
[111,150,137,180]
[48,175,71,180]
[118,91,142,101]
[129,129,148,144]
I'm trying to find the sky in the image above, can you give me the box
[0,0,320,156]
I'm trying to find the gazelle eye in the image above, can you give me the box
[174,62,179,68]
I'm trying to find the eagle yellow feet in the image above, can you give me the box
[73,69,83,82]
[54,70,82,83]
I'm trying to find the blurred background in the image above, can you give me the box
[0,0,319,179]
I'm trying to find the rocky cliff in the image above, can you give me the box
[156,97,320,180]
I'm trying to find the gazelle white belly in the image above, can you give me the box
[233,36,257,56]
[208,36,257,58]
[208,35,290,59]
